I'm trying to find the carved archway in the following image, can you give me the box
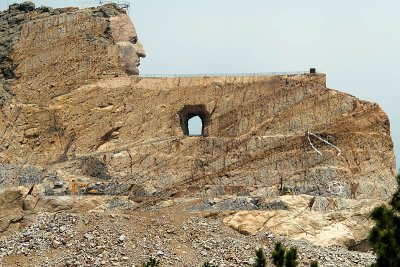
[178,104,210,136]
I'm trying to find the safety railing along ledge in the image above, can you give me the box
[139,70,317,78]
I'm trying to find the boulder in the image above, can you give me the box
[223,195,379,247]
[0,187,28,233]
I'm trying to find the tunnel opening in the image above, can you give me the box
[178,105,210,137]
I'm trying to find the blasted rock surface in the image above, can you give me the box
[1,74,395,201]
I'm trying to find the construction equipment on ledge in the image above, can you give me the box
[99,0,130,11]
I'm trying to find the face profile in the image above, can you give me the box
[110,13,146,75]
[7,5,147,104]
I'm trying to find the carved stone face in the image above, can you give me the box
[110,13,146,75]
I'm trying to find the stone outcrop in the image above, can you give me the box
[0,186,34,234]
[223,195,381,247]
[0,1,397,251]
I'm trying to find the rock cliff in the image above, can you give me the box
[0,2,397,265]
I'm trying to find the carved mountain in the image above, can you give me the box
[0,2,397,266]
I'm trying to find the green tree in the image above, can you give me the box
[309,261,319,267]
[253,248,267,267]
[143,257,160,267]
[270,241,303,267]
[369,174,400,267]
[203,262,217,267]
[284,247,299,267]
[271,242,285,267]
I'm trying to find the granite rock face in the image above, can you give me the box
[1,74,395,201]
[0,1,397,253]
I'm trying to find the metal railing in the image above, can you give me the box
[99,0,130,10]
[139,71,310,78]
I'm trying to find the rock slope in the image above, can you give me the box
[0,199,376,267]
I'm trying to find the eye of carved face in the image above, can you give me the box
[129,36,138,44]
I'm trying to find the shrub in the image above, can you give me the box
[253,248,267,267]
[284,247,299,267]
[143,257,160,267]
[310,261,319,267]
[271,242,285,267]
[369,174,400,267]
[270,241,305,267]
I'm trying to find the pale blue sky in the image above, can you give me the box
[188,116,202,136]
[2,1,399,168]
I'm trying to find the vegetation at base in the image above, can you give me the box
[253,248,267,267]
[369,174,400,267]
[141,241,319,267]
[284,247,299,267]
[142,257,160,267]
[271,242,286,267]
[270,241,314,267]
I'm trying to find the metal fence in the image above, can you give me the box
[139,71,310,78]
[98,0,130,9]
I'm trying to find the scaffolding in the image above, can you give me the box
[99,0,130,11]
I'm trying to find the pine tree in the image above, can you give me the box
[253,248,267,267]
[143,257,160,267]
[284,247,299,267]
[369,174,400,267]
[271,242,285,267]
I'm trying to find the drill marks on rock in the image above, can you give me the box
[173,134,348,197]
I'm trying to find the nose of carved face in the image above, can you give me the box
[135,41,146,58]
[134,41,146,67]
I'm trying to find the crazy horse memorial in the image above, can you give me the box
[0,2,397,266]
